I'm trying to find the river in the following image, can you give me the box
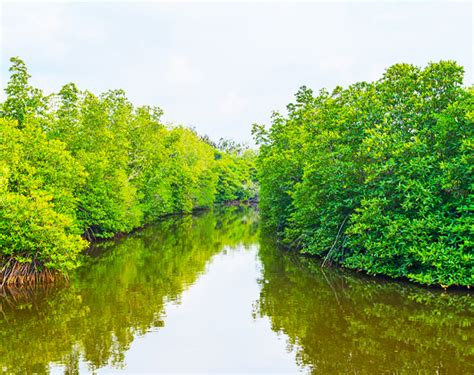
[1,206,472,373]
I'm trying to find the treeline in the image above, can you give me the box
[253,61,473,287]
[0,57,257,284]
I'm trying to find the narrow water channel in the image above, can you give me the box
[1,206,472,373]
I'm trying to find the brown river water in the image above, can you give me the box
[1,206,472,373]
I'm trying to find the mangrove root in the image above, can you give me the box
[0,257,66,287]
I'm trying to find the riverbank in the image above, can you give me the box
[0,201,258,287]
[1,206,472,374]
[254,61,473,288]
[1,57,258,289]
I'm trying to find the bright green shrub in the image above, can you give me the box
[56,90,143,238]
[128,105,174,221]
[215,149,258,202]
[0,191,87,273]
[0,119,86,220]
[0,57,255,281]
[0,119,87,274]
[165,127,218,212]
[346,84,474,286]
[255,61,473,287]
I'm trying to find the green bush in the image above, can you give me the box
[0,119,87,274]
[254,61,473,287]
[0,57,256,281]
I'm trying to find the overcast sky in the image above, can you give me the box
[1,1,472,144]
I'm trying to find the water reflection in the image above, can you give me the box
[0,206,259,373]
[255,234,474,373]
[1,206,473,373]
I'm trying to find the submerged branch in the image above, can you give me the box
[321,215,349,268]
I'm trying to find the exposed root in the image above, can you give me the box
[0,257,67,287]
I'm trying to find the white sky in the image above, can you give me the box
[1,1,472,144]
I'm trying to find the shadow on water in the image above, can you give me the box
[1,206,472,373]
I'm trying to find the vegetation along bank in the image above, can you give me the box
[0,57,257,285]
[1,58,472,289]
[253,61,473,287]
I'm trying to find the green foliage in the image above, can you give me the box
[214,148,258,202]
[255,61,473,287]
[0,57,256,278]
[1,57,46,126]
[0,119,87,272]
[0,192,86,273]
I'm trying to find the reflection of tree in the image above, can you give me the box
[256,234,474,374]
[0,206,258,373]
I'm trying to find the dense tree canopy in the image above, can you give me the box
[254,61,473,287]
[0,57,257,284]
